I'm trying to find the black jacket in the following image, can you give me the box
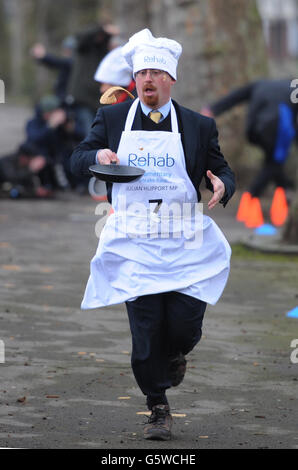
[66,26,111,112]
[71,99,235,206]
[36,54,72,101]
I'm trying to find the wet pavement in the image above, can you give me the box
[0,190,298,450]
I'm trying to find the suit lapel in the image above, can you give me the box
[111,100,141,151]
[132,101,142,130]
[172,100,197,177]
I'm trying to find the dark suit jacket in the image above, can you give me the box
[71,99,235,206]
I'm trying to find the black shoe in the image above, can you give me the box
[169,353,187,386]
[143,404,172,440]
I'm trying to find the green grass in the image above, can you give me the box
[231,243,298,263]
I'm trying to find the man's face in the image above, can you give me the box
[100,83,113,93]
[135,69,175,109]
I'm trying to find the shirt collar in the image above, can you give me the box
[140,99,172,120]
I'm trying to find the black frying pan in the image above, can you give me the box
[89,163,145,183]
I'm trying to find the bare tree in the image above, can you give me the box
[3,0,26,96]
[113,0,266,103]
[0,0,10,88]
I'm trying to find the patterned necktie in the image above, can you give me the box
[149,111,162,123]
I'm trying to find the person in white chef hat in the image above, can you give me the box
[94,46,136,102]
[71,29,235,441]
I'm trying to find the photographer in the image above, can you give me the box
[0,142,53,198]
[26,94,87,192]
[66,23,120,136]
[30,36,76,102]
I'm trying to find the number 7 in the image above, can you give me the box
[149,199,163,213]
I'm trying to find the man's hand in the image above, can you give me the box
[29,156,47,173]
[200,106,214,118]
[206,170,225,210]
[30,43,46,59]
[96,148,119,165]
[48,109,67,128]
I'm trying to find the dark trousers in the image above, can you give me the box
[249,143,295,198]
[249,159,294,197]
[125,291,206,410]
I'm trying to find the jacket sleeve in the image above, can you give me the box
[38,54,72,70]
[204,118,236,207]
[209,82,256,116]
[70,108,108,176]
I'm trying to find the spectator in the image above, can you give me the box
[66,23,120,136]
[30,36,76,102]
[26,94,87,192]
[89,45,136,200]
[94,46,136,103]
[202,78,297,198]
[0,142,53,198]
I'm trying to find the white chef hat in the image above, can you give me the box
[94,46,133,87]
[122,29,182,80]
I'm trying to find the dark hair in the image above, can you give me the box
[18,142,39,156]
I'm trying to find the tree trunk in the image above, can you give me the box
[3,0,26,97]
[113,0,267,102]
[113,0,151,38]
[0,0,10,90]
[283,164,298,244]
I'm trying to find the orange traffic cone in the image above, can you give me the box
[236,191,252,223]
[245,197,264,228]
[270,187,288,226]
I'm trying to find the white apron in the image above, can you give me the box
[81,99,231,309]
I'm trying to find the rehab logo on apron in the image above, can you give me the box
[108,98,203,245]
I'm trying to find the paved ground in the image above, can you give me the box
[0,191,298,450]
[0,105,297,450]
